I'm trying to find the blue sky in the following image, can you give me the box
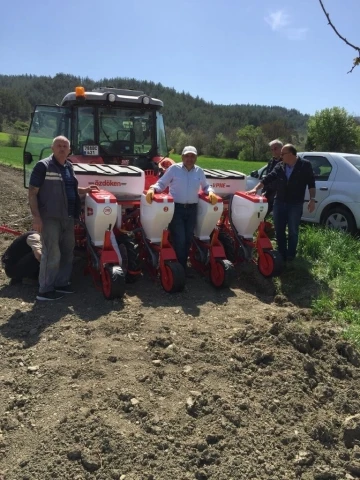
[1,0,359,115]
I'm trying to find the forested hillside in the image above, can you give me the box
[0,73,310,159]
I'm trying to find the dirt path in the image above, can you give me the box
[1,164,360,480]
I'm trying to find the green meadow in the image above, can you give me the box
[0,133,262,175]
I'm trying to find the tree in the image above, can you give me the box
[236,125,267,161]
[261,120,294,143]
[307,107,360,152]
[319,0,360,73]
[205,133,227,158]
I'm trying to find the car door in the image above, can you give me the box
[299,153,336,221]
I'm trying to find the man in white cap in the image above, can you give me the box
[146,146,217,275]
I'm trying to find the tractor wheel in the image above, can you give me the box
[258,250,283,278]
[118,237,141,283]
[102,264,126,300]
[218,232,237,263]
[210,259,234,288]
[160,261,186,293]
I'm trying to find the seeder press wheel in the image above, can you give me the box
[257,250,283,278]
[210,259,234,288]
[102,264,126,299]
[160,261,185,293]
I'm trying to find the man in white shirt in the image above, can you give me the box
[146,146,217,273]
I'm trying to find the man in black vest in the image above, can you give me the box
[1,232,41,284]
[28,136,95,301]
[262,139,283,217]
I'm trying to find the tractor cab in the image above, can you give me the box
[23,86,168,187]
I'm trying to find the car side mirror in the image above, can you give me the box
[250,170,259,178]
[24,152,33,165]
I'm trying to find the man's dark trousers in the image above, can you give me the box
[273,200,303,261]
[169,204,197,270]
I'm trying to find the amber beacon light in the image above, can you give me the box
[75,86,85,98]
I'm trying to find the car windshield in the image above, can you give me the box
[343,155,360,171]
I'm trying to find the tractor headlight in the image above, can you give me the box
[142,96,150,105]
[108,93,116,102]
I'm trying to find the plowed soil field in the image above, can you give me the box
[1,165,360,480]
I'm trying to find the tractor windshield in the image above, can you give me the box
[73,107,157,158]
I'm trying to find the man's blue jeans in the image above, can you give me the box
[169,204,197,270]
[39,217,75,293]
[273,200,303,261]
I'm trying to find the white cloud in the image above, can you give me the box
[285,27,308,41]
[265,9,308,41]
[265,10,290,31]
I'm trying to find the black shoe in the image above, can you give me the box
[36,291,64,301]
[55,285,74,294]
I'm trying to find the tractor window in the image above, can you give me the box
[23,105,71,188]
[98,108,153,156]
[156,112,168,157]
[73,107,95,155]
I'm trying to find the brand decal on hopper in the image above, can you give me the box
[91,180,128,187]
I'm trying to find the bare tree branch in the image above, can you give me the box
[318,0,360,73]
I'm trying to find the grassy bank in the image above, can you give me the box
[278,226,360,345]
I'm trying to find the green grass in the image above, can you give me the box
[0,140,264,175]
[0,146,23,168]
[170,153,261,174]
[0,132,26,147]
[283,226,360,345]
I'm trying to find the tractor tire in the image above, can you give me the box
[160,261,186,293]
[102,264,126,300]
[118,237,141,283]
[210,259,234,288]
[218,232,237,263]
[321,206,356,234]
[258,250,283,278]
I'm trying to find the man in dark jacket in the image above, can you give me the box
[28,136,95,301]
[262,139,283,217]
[248,144,316,262]
[1,232,41,284]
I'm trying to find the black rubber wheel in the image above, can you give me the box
[210,259,234,288]
[258,250,283,278]
[321,206,356,234]
[118,236,141,283]
[102,264,126,300]
[160,261,186,293]
[218,232,237,263]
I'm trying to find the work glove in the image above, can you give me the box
[146,188,155,204]
[208,192,218,205]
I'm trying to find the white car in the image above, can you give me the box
[246,152,360,234]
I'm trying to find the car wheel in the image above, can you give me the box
[322,206,356,234]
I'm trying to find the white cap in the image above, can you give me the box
[182,146,197,156]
